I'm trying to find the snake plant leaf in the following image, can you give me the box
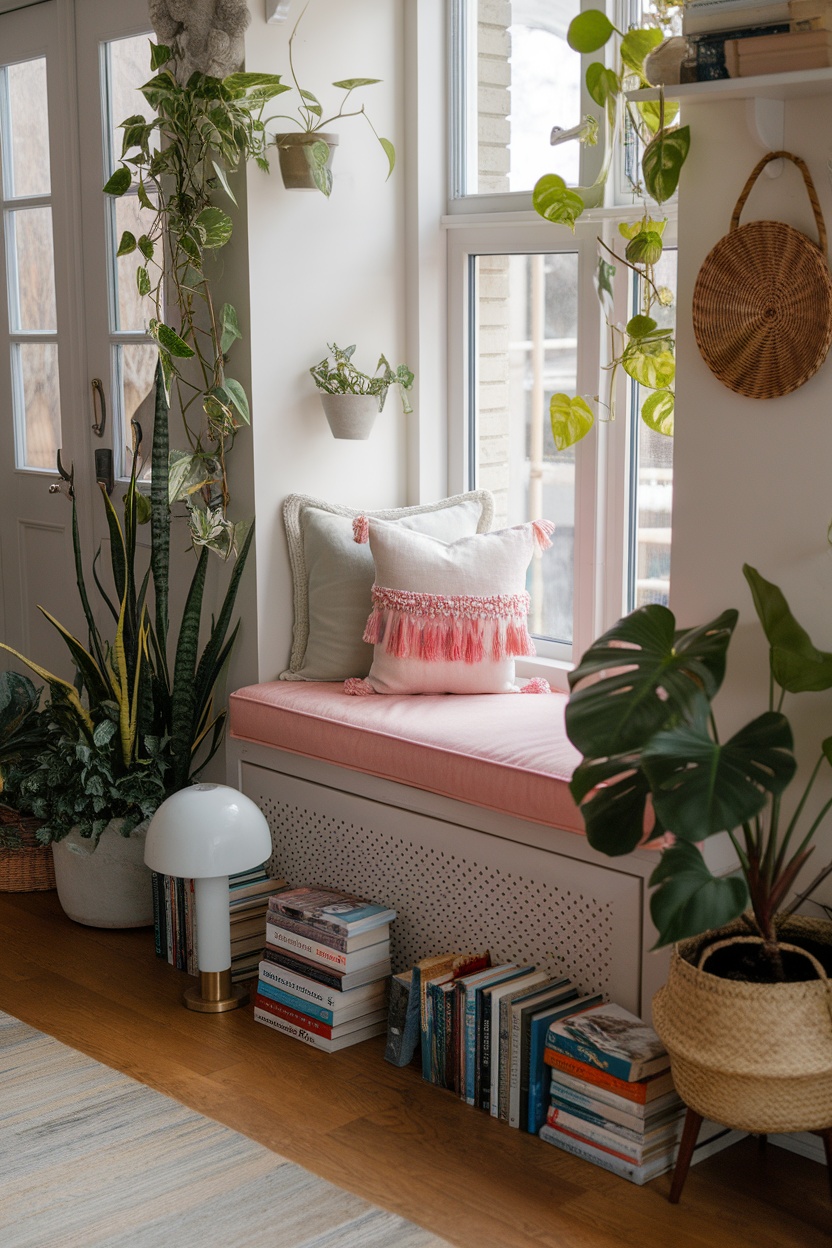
[150,358,170,669]
[304,139,333,197]
[550,392,594,451]
[170,548,208,790]
[640,388,674,436]
[570,755,656,857]
[622,337,675,389]
[0,642,93,736]
[36,608,112,707]
[103,165,131,196]
[620,27,664,77]
[532,174,585,232]
[743,563,832,693]
[642,125,690,204]
[566,604,739,757]
[643,703,796,841]
[567,10,616,53]
[649,840,749,947]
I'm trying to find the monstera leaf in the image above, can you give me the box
[566,603,738,758]
[570,753,661,858]
[744,563,832,693]
[649,840,749,946]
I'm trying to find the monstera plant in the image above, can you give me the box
[566,564,832,974]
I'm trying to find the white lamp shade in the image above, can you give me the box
[144,783,272,879]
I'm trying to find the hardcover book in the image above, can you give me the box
[254,991,387,1040]
[544,1050,676,1103]
[262,941,391,991]
[545,1002,669,1083]
[266,908,390,952]
[525,991,603,1134]
[267,885,397,934]
[549,1078,683,1127]
[258,977,387,1026]
[538,1125,676,1185]
[508,982,581,1129]
[258,957,391,1011]
[265,921,389,972]
[253,1007,387,1051]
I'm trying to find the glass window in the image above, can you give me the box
[0,55,62,470]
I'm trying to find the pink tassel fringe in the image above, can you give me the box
[521,677,552,694]
[353,515,370,544]
[531,519,555,551]
[344,677,375,695]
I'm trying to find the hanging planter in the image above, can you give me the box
[319,393,379,441]
[274,132,339,192]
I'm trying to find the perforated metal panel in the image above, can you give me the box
[242,762,644,1010]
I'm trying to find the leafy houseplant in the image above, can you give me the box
[566,564,832,976]
[270,5,395,196]
[310,343,414,441]
[533,5,688,449]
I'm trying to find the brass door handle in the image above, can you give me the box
[91,378,106,438]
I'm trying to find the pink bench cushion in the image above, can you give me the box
[229,682,583,834]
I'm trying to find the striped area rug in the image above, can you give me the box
[0,1012,451,1248]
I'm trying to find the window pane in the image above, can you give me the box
[106,35,155,178]
[116,342,157,478]
[5,58,51,198]
[465,0,581,196]
[114,193,157,331]
[630,248,677,610]
[7,207,57,331]
[473,252,578,643]
[15,341,60,469]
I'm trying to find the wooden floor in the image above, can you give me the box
[1,890,830,1248]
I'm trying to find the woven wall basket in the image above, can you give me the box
[692,150,832,399]
[652,915,832,1134]
[0,808,55,892]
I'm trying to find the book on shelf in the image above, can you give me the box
[254,991,387,1040]
[258,976,387,1025]
[472,967,536,1108]
[486,970,548,1116]
[725,24,832,71]
[268,885,397,935]
[525,991,604,1135]
[253,1005,387,1051]
[230,881,289,915]
[264,919,389,972]
[497,975,568,1123]
[508,982,589,1130]
[262,942,391,991]
[687,21,791,79]
[258,956,390,1011]
[549,1077,682,1129]
[455,962,521,1105]
[683,0,790,33]
[545,1002,670,1084]
[538,1125,677,1185]
[230,932,268,957]
[544,1049,676,1103]
[229,912,271,939]
[266,908,390,952]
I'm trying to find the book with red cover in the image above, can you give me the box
[253,991,387,1040]
[544,1049,676,1103]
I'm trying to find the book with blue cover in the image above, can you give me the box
[545,1002,669,1083]
[525,991,604,1134]
[268,885,397,934]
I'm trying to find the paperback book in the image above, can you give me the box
[254,991,387,1040]
[525,990,603,1134]
[544,1049,676,1103]
[549,1077,682,1128]
[268,885,397,935]
[253,1006,387,1051]
[538,1125,677,1185]
[265,920,389,972]
[258,976,387,1025]
[262,942,392,991]
[545,1002,669,1083]
[258,957,391,1011]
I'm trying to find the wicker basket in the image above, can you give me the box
[692,150,832,399]
[653,915,832,1134]
[0,807,55,892]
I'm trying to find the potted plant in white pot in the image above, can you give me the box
[310,343,414,440]
[270,5,395,196]
[564,564,832,1162]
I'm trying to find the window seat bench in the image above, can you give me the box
[227,682,693,1017]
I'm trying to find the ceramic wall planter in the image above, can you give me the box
[319,393,380,440]
[51,819,154,929]
[652,914,832,1134]
[274,132,338,190]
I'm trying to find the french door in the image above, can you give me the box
[0,0,152,674]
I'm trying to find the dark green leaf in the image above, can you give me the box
[196,205,233,248]
[532,174,585,232]
[626,315,658,339]
[566,604,739,757]
[649,841,748,946]
[743,563,832,693]
[149,42,172,70]
[570,755,654,856]
[568,10,616,53]
[136,266,151,296]
[154,322,195,359]
[137,180,155,211]
[640,389,674,436]
[643,703,796,841]
[138,234,154,260]
[642,125,690,204]
[103,166,131,197]
[117,231,137,257]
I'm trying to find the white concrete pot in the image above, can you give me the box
[319,393,380,440]
[51,819,154,929]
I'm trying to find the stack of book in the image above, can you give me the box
[253,885,395,1051]
[538,1002,686,1185]
[725,23,832,73]
[387,952,602,1131]
[151,866,287,982]
[682,0,791,79]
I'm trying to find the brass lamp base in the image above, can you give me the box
[183,968,249,1013]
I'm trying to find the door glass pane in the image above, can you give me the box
[15,341,60,469]
[106,34,155,177]
[8,207,57,331]
[630,248,677,610]
[464,0,582,195]
[5,58,51,198]
[472,252,578,644]
[116,342,156,478]
[114,193,157,331]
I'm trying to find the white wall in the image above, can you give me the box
[671,94,832,911]
[239,0,407,683]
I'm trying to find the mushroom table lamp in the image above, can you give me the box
[144,783,273,1013]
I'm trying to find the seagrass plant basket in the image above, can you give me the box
[0,807,55,892]
[652,915,832,1134]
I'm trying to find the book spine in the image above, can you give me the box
[544,1050,651,1102]
[546,1107,649,1156]
[151,871,163,958]
[265,921,353,969]
[165,875,174,966]
[258,958,343,1008]
[264,909,374,951]
[526,1024,548,1135]
[508,1006,524,1127]
[546,1032,660,1083]
[384,974,411,1067]
[464,987,479,1106]
[498,997,513,1122]
[544,1119,674,1166]
[480,1005,492,1112]
[262,944,345,990]
[254,991,334,1038]
[253,1006,335,1050]
[549,1086,652,1128]
[538,1126,669,1185]
[434,983,446,1087]
[257,978,337,1023]
[443,988,455,1092]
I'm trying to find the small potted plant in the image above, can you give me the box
[271,6,395,196]
[310,343,414,440]
[565,563,832,1148]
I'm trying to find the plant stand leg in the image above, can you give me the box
[669,1107,703,1204]
[819,1128,832,1202]
[757,1133,768,1151]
